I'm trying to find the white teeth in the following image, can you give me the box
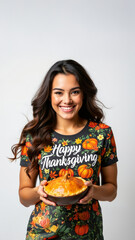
[60,106,74,110]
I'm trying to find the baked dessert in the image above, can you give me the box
[44,173,88,205]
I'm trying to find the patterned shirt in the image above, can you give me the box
[20,120,118,240]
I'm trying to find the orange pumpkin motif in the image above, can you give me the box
[79,211,90,220]
[82,138,98,151]
[75,224,89,236]
[59,168,74,177]
[78,164,93,178]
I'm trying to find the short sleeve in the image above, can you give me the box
[20,134,32,167]
[101,127,118,167]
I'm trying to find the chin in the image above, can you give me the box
[59,114,79,121]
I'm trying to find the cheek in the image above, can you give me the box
[76,95,83,105]
[51,95,60,106]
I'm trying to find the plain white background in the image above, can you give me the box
[0,0,135,239]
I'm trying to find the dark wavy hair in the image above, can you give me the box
[11,59,105,177]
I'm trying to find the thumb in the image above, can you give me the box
[84,181,92,187]
[40,180,47,186]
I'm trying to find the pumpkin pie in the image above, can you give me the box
[44,173,88,197]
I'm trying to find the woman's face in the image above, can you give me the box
[51,73,83,121]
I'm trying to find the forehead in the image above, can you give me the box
[52,73,80,89]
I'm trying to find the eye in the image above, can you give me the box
[54,91,62,95]
[71,90,80,95]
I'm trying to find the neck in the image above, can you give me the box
[54,116,87,132]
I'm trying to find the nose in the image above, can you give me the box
[63,93,72,104]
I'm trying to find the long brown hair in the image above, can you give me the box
[11,59,104,176]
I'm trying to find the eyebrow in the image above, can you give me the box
[52,87,81,91]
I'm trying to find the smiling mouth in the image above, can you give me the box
[59,105,76,112]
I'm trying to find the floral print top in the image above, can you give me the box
[20,120,118,240]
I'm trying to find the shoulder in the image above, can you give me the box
[88,120,113,136]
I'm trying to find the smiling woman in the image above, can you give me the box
[51,73,83,124]
[11,59,118,240]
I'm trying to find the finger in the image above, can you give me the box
[77,200,89,204]
[78,196,92,204]
[37,185,47,198]
[38,189,47,198]
[84,181,92,186]
[80,195,90,202]
[78,200,92,204]
[78,188,92,203]
[79,198,89,204]
[38,182,48,194]
[77,201,85,204]
[40,180,48,186]
[41,192,47,198]
[40,196,56,206]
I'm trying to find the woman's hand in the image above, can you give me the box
[19,167,57,207]
[78,163,118,204]
[78,181,94,204]
[37,180,56,206]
